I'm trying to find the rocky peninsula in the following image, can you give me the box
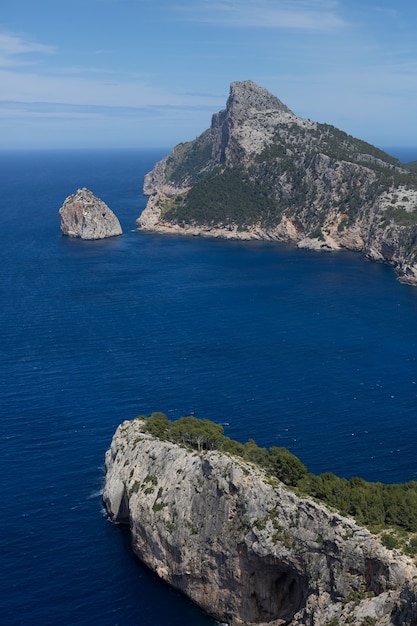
[137,80,417,285]
[59,188,122,240]
[103,416,417,626]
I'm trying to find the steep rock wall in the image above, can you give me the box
[103,419,417,626]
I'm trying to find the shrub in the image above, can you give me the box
[381,532,400,550]
[268,446,307,486]
[140,413,417,533]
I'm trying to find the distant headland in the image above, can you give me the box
[137,80,417,285]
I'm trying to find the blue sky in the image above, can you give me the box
[1,0,417,151]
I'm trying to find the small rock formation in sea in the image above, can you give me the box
[103,418,417,626]
[137,80,417,285]
[59,188,122,240]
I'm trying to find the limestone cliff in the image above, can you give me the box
[59,188,122,240]
[103,418,417,626]
[137,80,417,285]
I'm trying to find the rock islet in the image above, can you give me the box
[59,187,122,240]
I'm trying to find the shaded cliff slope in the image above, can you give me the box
[137,80,417,285]
[103,417,417,626]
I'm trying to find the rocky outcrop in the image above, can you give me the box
[59,188,122,240]
[137,80,417,285]
[103,418,417,626]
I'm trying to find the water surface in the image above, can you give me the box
[1,149,416,625]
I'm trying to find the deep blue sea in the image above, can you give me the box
[1,147,417,625]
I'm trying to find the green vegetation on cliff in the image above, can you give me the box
[164,131,214,186]
[139,412,417,536]
[164,167,273,228]
[256,121,402,169]
[162,132,417,233]
[161,113,417,234]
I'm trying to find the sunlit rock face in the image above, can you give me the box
[103,418,417,626]
[59,188,122,240]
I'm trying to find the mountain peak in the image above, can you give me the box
[227,80,293,118]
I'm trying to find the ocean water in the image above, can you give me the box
[382,146,417,163]
[1,148,417,625]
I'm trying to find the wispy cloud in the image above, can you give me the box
[178,0,346,31]
[0,28,223,112]
[0,97,217,148]
[0,67,224,111]
[0,31,55,67]
[0,99,217,119]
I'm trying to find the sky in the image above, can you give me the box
[1,0,417,151]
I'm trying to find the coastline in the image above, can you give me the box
[136,192,417,286]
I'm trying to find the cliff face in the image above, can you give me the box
[59,188,122,240]
[137,80,417,285]
[103,419,417,626]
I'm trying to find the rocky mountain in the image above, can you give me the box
[103,417,417,626]
[137,80,417,285]
[59,188,122,240]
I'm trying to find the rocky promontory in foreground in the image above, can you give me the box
[103,416,417,626]
[137,80,417,285]
[59,188,122,240]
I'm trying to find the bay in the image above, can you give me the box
[1,148,417,625]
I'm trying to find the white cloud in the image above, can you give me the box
[0,31,55,67]
[178,0,346,31]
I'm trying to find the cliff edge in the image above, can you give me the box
[103,418,417,626]
[137,80,417,285]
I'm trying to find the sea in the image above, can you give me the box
[0,146,416,625]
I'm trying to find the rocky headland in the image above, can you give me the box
[137,80,417,285]
[103,417,417,626]
[59,187,122,240]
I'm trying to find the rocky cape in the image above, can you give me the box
[137,80,417,285]
[103,418,417,626]
[59,188,122,240]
